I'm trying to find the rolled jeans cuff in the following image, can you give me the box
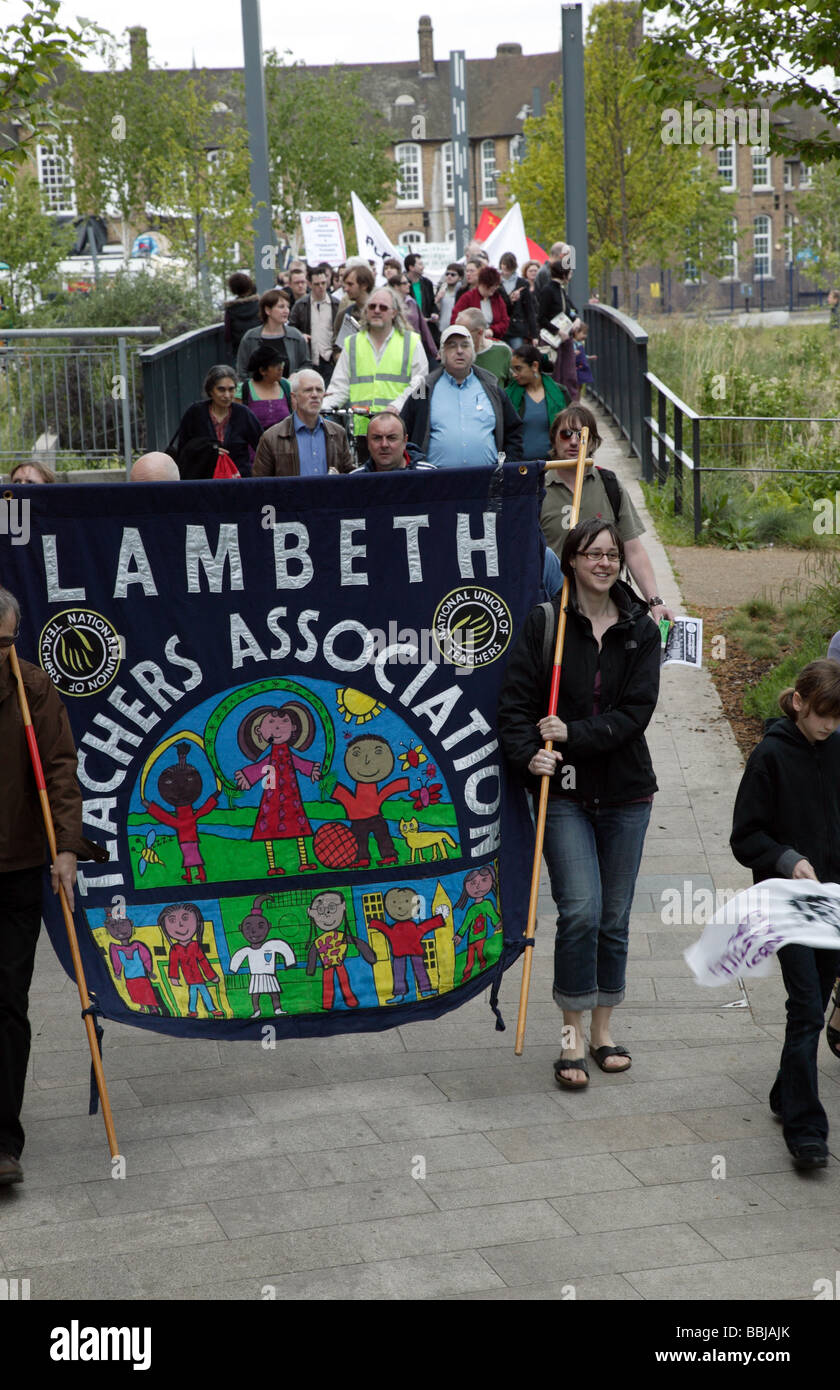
[553,985,625,1011]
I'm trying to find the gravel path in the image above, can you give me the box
[665,545,829,608]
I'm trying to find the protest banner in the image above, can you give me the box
[300,212,346,267]
[1,468,542,1039]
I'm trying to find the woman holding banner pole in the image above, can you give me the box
[497,519,660,1087]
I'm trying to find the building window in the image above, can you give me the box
[480,139,497,202]
[784,212,794,265]
[721,218,739,280]
[37,141,76,215]
[684,255,700,284]
[753,214,772,277]
[398,230,423,248]
[800,164,813,187]
[509,134,526,165]
[751,146,771,189]
[441,141,454,205]
[395,143,422,206]
[717,143,736,189]
[784,162,794,190]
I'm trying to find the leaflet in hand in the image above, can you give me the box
[661,616,703,668]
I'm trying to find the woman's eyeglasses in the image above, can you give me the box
[578,549,620,564]
[0,630,20,648]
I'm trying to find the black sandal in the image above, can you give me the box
[589,1044,632,1074]
[553,1056,589,1089]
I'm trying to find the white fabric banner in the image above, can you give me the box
[684,878,840,987]
[481,202,530,270]
[351,192,400,277]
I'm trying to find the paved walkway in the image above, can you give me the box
[4,412,840,1304]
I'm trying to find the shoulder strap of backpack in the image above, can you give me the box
[540,601,556,674]
[594,466,622,524]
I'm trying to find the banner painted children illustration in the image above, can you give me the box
[1,468,542,1038]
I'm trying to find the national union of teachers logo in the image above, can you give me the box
[432,586,512,668]
[39,608,122,696]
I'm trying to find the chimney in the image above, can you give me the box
[496,43,523,56]
[418,16,434,76]
[128,26,149,72]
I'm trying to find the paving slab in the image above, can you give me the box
[624,1249,840,1300]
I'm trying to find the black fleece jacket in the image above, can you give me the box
[497,578,660,805]
[730,717,840,884]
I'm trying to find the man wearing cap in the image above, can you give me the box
[400,324,523,468]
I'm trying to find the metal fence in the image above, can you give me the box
[0,327,161,476]
[585,303,840,538]
[585,303,650,472]
[139,323,227,453]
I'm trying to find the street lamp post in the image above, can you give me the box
[241,0,275,292]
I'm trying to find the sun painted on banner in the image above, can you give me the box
[1,468,541,1038]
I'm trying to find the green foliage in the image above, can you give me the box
[739,632,778,660]
[0,0,100,185]
[56,34,175,231]
[149,75,255,288]
[637,0,840,164]
[796,164,840,288]
[264,54,396,243]
[506,0,736,299]
[723,562,840,718]
[33,268,216,339]
[744,599,776,620]
[743,637,829,718]
[0,167,73,312]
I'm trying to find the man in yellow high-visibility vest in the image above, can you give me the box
[324,287,428,460]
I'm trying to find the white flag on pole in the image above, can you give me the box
[351,192,400,278]
[481,202,530,270]
[684,878,840,987]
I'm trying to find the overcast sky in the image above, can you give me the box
[6,0,600,69]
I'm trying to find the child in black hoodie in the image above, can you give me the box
[731,660,840,1170]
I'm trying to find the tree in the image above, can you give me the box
[148,75,255,291]
[59,43,255,290]
[796,165,840,287]
[0,0,99,186]
[506,1,735,302]
[264,55,396,244]
[0,167,72,313]
[56,33,173,245]
[638,0,840,163]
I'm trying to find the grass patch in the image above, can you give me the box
[718,557,840,720]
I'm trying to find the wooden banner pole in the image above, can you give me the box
[9,645,119,1158]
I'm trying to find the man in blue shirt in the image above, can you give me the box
[400,325,523,467]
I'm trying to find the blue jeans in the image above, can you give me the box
[769,943,840,1151]
[541,798,651,1010]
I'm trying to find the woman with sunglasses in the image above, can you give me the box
[498,516,661,1089]
[435,263,465,334]
[394,274,439,363]
[541,405,675,626]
